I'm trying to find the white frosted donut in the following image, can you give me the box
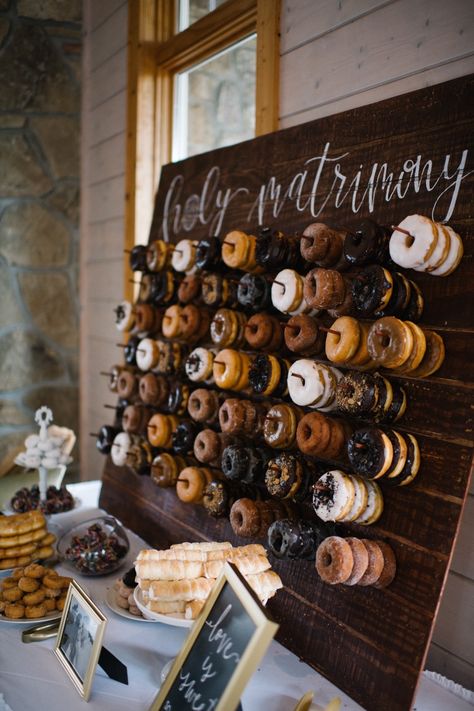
[25,455,41,468]
[111,432,132,467]
[185,348,215,382]
[288,298,321,317]
[271,269,304,314]
[315,365,339,411]
[342,475,368,522]
[25,434,39,449]
[355,480,383,524]
[171,239,196,272]
[136,338,159,371]
[287,359,325,407]
[389,215,438,269]
[430,226,463,276]
[115,300,135,332]
[420,222,449,272]
[313,470,355,522]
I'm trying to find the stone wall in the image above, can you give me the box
[0,0,81,476]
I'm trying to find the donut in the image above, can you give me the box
[1,576,18,589]
[268,518,329,560]
[315,536,353,584]
[43,598,57,612]
[0,527,46,549]
[341,475,368,522]
[134,303,158,332]
[185,347,215,383]
[271,269,305,314]
[193,429,223,465]
[367,317,414,369]
[221,445,268,484]
[187,389,220,424]
[303,268,345,310]
[3,586,23,602]
[355,480,384,524]
[178,274,201,303]
[343,219,391,266]
[172,420,200,455]
[0,510,45,537]
[24,603,48,618]
[201,273,226,307]
[18,576,40,593]
[357,540,384,586]
[147,414,175,448]
[195,236,222,271]
[296,412,332,456]
[36,545,55,560]
[336,371,379,416]
[176,467,213,504]
[373,541,397,588]
[22,589,46,606]
[139,372,168,407]
[171,239,197,272]
[181,304,209,343]
[114,300,135,332]
[135,338,159,371]
[111,432,132,467]
[385,433,420,487]
[265,453,304,500]
[222,230,250,268]
[325,316,361,363]
[263,403,300,449]
[408,330,445,377]
[11,568,25,581]
[146,239,170,272]
[351,265,394,317]
[430,225,463,276]
[312,471,355,522]
[284,314,325,355]
[389,215,438,269]
[300,223,345,266]
[162,304,182,339]
[203,479,243,518]
[213,349,245,390]
[343,538,369,585]
[121,404,146,434]
[151,453,186,487]
[255,227,292,270]
[4,603,25,619]
[249,354,285,396]
[383,385,407,424]
[210,309,242,348]
[237,273,271,311]
[245,313,282,351]
[229,498,261,537]
[347,427,393,479]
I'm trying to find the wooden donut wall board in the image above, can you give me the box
[100,74,474,711]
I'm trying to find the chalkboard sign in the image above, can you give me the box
[150,562,278,711]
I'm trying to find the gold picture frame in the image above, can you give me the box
[54,580,107,701]
[150,561,279,711]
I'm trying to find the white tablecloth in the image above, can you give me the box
[0,481,471,711]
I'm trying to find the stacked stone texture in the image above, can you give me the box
[0,0,81,475]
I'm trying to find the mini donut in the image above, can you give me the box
[23,563,46,579]
[263,403,300,449]
[162,304,182,339]
[187,389,220,424]
[358,540,384,586]
[18,576,40,593]
[312,471,355,522]
[284,314,325,355]
[24,603,47,618]
[136,338,159,371]
[186,347,215,383]
[114,300,135,332]
[389,215,438,269]
[373,541,397,588]
[176,466,213,504]
[271,269,305,314]
[178,273,201,303]
[245,313,281,351]
[341,475,368,522]
[42,574,65,590]
[315,536,354,584]
[300,223,345,266]
[325,316,361,363]
[3,586,23,602]
[367,317,414,369]
[352,265,394,317]
[430,225,463,276]
[303,268,345,310]
[146,239,170,271]
[171,239,197,272]
[23,589,46,606]
[1,576,18,589]
[408,330,445,378]
[41,585,62,599]
[210,309,243,348]
[117,370,138,399]
[296,412,332,456]
[139,372,169,406]
[347,427,393,479]
[4,603,25,619]
[213,349,243,390]
[356,480,384,525]
[56,596,67,612]
[111,432,132,467]
[230,498,261,538]
[343,538,369,585]
[11,568,25,581]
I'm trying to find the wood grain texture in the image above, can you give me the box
[101,76,474,711]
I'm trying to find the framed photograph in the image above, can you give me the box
[54,580,107,701]
[150,561,279,711]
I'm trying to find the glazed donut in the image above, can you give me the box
[146,239,170,272]
[408,330,445,378]
[221,445,268,484]
[312,471,355,522]
[357,539,384,586]
[129,244,148,271]
[3,586,23,602]
[316,536,353,584]
[136,338,159,371]
[393,321,426,374]
[135,304,159,333]
[147,414,176,448]
[325,316,361,363]
[180,304,209,343]
[187,389,220,424]
[192,429,221,465]
[430,225,463,276]
[367,317,413,369]
[300,223,345,266]
[150,270,177,305]
[171,239,197,272]
[1,576,18,588]
[284,314,325,356]
[201,273,227,307]
[195,236,222,271]
[213,349,244,390]
[218,399,247,434]
[151,453,186,487]
[162,304,182,339]
[122,404,147,434]
[373,541,397,588]
[43,597,57,612]
[263,403,300,449]
[185,347,215,383]
[271,269,305,314]
[210,309,243,348]
[176,466,213,504]
[36,545,55,560]
[303,268,345,310]
[24,603,47,618]
[347,427,393,479]
[343,538,369,585]
[383,384,407,423]
[344,219,391,266]
[256,226,300,271]
[268,518,329,560]
[229,498,261,538]
[178,274,201,304]
[385,433,420,487]
[389,215,438,269]
[355,480,384,524]
[114,300,135,332]
[116,370,137,400]
[4,603,25,619]
[249,355,287,397]
[245,313,282,351]
[22,589,46,606]
[296,412,332,457]
[352,265,394,317]
[172,420,200,455]
[203,479,243,518]
[18,576,40,593]
[336,371,379,416]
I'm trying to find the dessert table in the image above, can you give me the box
[0,480,471,711]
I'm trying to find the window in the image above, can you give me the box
[125,0,280,297]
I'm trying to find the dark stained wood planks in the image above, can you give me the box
[101,75,474,711]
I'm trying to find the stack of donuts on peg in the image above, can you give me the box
[96,215,462,590]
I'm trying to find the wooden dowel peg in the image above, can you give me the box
[290,372,306,384]
[116,343,127,348]
[100,371,112,376]
[222,240,235,248]
[104,404,119,410]
[89,432,99,437]
[354,442,367,450]
[213,360,225,366]
[391,224,413,238]
[123,249,132,254]
[273,280,286,290]
[319,327,340,336]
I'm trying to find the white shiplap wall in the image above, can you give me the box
[279,0,474,691]
[80,0,128,481]
[79,0,474,691]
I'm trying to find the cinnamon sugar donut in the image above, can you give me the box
[358,540,384,586]
[315,536,353,584]
[230,498,261,538]
[373,541,397,588]
[296,412,332,456]
[343,538,369,585]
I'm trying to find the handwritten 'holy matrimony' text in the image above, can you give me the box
[161,142,470,241]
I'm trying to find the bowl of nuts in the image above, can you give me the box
[57,516,129,576]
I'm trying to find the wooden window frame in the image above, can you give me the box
[124,0,280,300]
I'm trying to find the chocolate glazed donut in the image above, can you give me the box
[343,219,392,266]
[284,314,325,355]
[221,445,270,484]
[347,427,392,479]
[267,518,335,559]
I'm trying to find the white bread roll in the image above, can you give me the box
[135,559,203,581]
[148,577,215,602]
[204,555,270,579]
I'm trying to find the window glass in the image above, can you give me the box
[172,34,256,161]
[178,0,228,31]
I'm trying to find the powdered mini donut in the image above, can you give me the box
[315,536,353,584]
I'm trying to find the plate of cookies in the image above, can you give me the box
[0,562,72,623]
[0,510,58,577]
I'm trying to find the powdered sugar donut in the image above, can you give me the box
[312,470,355,522]
[171,239,196,272]
[389,215,437,269]
[136,338,159,371]
[287,359,325,407]
[111,432,132,467]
